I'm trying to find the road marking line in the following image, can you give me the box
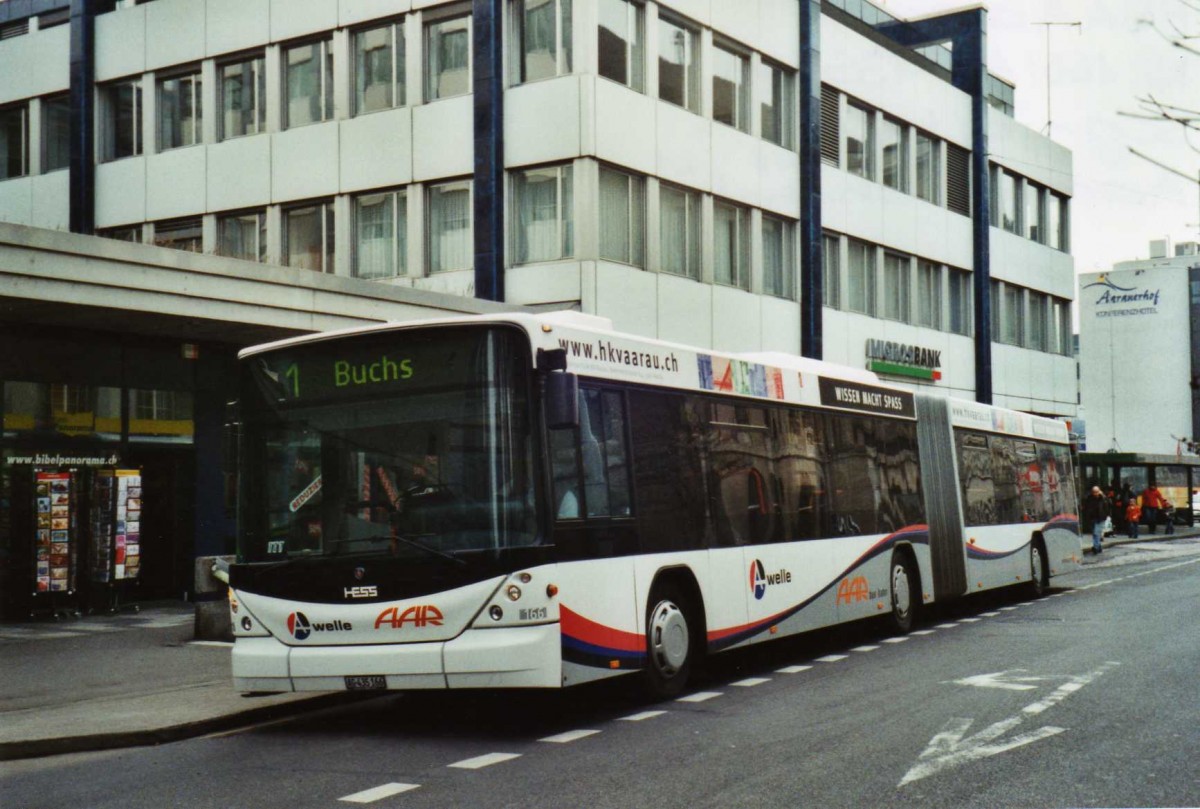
[189,640,233,647]
[958,618,982,623]
[677,691,722,703]
[882,637,909,644]
[851,645,880,652]
[540,729,600,743]
[732,677,771,687]
[999,606,1018,611]
[777,665,812,673]
[911,629,936,635]
[816,654,848,663]
[936,623,959,629]
[339,783,420,803]
[980,611,1001,617]
[619,710,667,722]
[448,753,521,769]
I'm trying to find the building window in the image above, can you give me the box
[1053,298,1071,355]
[1028,291,1048,352]
[217,210,266,262]
[283,200,335,272]
[822,233,839,308]
[598,0,643,92]
[989,279,1002,342]
[42,94,70,172]
[426,14,472,101]
[948,268,971,336]
[101,79,143,161]
[712,43,749,132]
[994,167,1019,234]
[882,252,910,322]
[284,39,333,128]
[659,183,699,279]
[158,71,202,150]
[1025,181,1043,243]
[354,20,405,115]
[598,167,644,266]
[513,0,571,84]
[428,179,472,273]
[1049,193,1068,251]
[758,59,795,149]
[915,130,940,205]
[713,199,749,289]
[219,55,266,139]
[512,164,573,264]
[658,16,698,112]
[762,215,795,299]
[355,189,407,279]
[846,238,876,315]
[916,260,941,329]
[153,218,203,252]
[880,116,907,192]
[0,103,28,180]
[98,226,142,243]
[1003,284,1023,346]
[844,101,873,179]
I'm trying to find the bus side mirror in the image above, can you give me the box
[544,372,579,430]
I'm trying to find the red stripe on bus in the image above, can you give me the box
[559,605,644,653]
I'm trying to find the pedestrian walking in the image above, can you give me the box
[1163,500,1175,535]
[1082,485,1110,554]
[1142,484,1166,535]
[1125,498,1140,540]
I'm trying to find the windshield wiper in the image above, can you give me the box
[332,534,466,566]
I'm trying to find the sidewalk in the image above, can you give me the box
[0,601,363,762]
[1081,523,1200,561]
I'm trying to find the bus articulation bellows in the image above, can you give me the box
[227,312,1080,697]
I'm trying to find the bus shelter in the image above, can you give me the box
[1079,453,1200,528]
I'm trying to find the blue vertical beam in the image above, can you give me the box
[799,0,823,360]
[68,0,96,234]
[472,0,505,302]
[876,9,992,404]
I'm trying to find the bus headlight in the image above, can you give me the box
[489,605,504,621]
[506,584,522,602]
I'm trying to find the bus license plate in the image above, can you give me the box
[344,675,386,691]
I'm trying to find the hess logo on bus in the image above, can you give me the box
[375,605,444,630]
[750,560,793,600]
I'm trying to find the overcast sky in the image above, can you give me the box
[881,0,1200,274]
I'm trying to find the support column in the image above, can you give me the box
[473,0,505,302]
[68,0,97,234]
[798,0,823,359]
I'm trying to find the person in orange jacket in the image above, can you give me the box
[1142,484,1166,535]
[1125,498,1141,540]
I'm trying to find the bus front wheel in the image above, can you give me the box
[888,552,918,634]
[645,583,693,698]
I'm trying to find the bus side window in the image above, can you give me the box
[552,387,632,521]
[550,427,581,519]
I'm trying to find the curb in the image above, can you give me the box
[0,691,381,762]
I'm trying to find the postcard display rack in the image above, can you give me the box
[90,469,143,611]
[32,470,81,616]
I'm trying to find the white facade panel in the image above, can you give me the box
[339,0,413,27]
[709,124,759,207]
[272,122,340,202]
[594,79,656,177]
[95,6,147,83]
[655,102,711,192]
[505,78,582,169]
[95,158,147,227]
[30,172,69,232]
[711,285,762,352]
[591,261,657,338]
[756,0,801,68]
[658,0,712,29]
[989,110,1073,196]
[340,108,413,193]
[0,25,69,105]
[710,0,760,54]
[990,228,1074,298]
[0,179,33,227]
[207,136,273,212]
[146,0,206,72]
[506,263,582,306]
[206,0,271,58]
[269,0,339,43]
[759,295,801,353]
[411,97,472,182]
[657,274,712,347]
[758,143,800,219]
[147,146,207,220]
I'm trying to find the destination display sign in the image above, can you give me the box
[817,377,915,418]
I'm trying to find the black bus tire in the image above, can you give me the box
[644,582,694,698]
[888,552,918,634]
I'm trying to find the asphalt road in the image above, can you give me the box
[5,540,1200,809]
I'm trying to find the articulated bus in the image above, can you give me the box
[228,313,1081,697]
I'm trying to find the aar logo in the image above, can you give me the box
[287,611,312,640]
[375,605,445,630]
[750,560,792,600]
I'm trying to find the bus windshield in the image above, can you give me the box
[237,326,539,563]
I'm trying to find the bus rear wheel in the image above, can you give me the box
[645,583,693,698]
[1028,540,1049,598]
[888,552,918,634]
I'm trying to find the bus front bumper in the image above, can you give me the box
[232,623,562,692]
